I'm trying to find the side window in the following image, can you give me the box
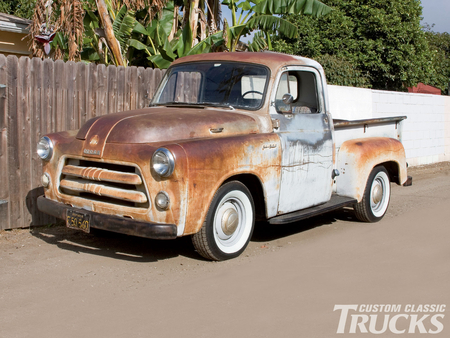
[275,71,319,114]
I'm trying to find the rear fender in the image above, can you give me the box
[336,137,407,202]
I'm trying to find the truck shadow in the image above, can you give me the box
[30,222,199,262]
[252,208,358,242]
[30,208,359,262]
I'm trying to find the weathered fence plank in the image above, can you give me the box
[0,55,167,230]
[137,67,146,108]
[0,54,8,205]
[76,62,87,128]
[19,57,32,226]
[43,58,55,135]
[7,55,20,230]
[107,65,118,114]
[128,66,138,111]
[30,57,45,225]
[97,64,108,117]
[54,60,65,132]
[117,66,125,112]
[87,63,97,120]
[0,54,9,226]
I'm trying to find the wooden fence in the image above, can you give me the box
[0,54,165,230]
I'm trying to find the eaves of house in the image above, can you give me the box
[0,13,32,57]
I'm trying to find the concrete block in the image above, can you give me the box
[402,95,411,104]
[410,95,424,105]
[402,139,415,151]
[405,148,418,159]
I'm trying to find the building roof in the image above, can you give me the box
[407,83,441,95]
[0,13,31,34]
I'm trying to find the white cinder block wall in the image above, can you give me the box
[328,85,450,167]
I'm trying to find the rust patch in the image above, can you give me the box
[178,133,282,235]
[105,107,260,144]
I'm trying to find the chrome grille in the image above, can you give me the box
[59,159,149,208]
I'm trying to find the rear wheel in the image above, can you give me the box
[354,166,391,222]
[192,181,255,261]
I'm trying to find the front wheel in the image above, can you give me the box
[354,166,391,222]
[192,181,255,261]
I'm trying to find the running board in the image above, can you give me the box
[269,195,357,225]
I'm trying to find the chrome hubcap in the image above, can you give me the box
[372,182,383,205]
[221,208,239,236]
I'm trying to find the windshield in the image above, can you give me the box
[151,62,269,110]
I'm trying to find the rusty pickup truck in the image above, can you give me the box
[37,52,411,260]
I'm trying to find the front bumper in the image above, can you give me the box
[37,196,177,240]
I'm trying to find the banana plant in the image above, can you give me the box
[222,0,332,51]
[130,1,222,68]
[130,1,179,68]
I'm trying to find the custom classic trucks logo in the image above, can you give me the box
[334,304,446,334]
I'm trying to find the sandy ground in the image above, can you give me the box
[1,162,450,338]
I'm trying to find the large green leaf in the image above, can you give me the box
[247,15,298,38]
[247,31,269,51]
[187,31,225,55]
[133,21,148,36]
[178,23,193,57]
[128,39,151,54]
[159,1,175,37]
[148,54,173,69]
[112,5,136,51]
[237,1,252,11]
[228,23,250,39]
[253,0,332,16]
[161,31,177,60]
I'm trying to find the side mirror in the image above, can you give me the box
[282,93,294,104]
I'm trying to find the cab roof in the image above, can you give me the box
[171,52,322,74]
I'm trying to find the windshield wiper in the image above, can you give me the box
[150,102,234,110]
[197,102,235,110]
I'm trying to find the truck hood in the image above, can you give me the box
[76,106,260,157]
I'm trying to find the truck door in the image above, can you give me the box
[270,67,333,214]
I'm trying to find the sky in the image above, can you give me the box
[420,0,450,33]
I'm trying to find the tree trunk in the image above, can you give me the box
[95,0,124,66]
[189,0,200,47]
[207,0,220,32]
[168,5,179,41]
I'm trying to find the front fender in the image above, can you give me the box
[178,133,282,235]
[336,137,407,201]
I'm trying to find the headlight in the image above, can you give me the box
[37,136,53,160]
[152,148,175,177]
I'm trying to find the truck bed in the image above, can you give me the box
[333,116,406,150]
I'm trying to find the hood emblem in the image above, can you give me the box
[89,135,99,146]
[84,149,100,155]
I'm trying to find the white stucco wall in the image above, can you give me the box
[328,85,450,167]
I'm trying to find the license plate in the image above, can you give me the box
[66,209,91,233]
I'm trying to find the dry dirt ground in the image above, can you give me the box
[1,162,450,338]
